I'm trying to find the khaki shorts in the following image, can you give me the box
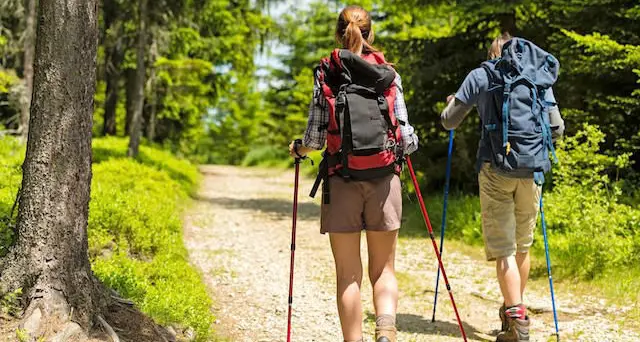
[478,164,541,261]
[321,174,402,234]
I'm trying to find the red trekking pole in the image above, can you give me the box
[406,156,468,342]
[286,140,304,342]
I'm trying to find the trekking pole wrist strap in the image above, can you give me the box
[293,139,306,160]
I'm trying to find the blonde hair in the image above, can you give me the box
[335,5,378,54]
[488,33,512,60]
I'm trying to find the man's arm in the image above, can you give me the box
[441,98,474,130]
[440,68,485,130]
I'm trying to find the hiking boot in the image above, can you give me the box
[499,304,508,332]
[375,326,396,342]
[496,316,530,342]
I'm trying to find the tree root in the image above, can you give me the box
[97,315,121,342]
[51,322,85,342]
[110,294,134,307]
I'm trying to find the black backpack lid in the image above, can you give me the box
[335,49,396,93]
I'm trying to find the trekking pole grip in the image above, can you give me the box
[293,139,304,163]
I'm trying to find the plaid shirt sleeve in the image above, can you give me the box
[302,70,328,150]
[394,74,419,155]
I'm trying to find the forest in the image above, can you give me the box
[0,0,639,341]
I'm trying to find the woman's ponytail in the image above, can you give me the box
[336,6,378,54]
[343,20,364,53]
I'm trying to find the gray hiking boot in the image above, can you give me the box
[499,304,508,332]
[375,326,396,342]
[496,316,530,342]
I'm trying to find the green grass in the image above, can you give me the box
[0,137,214,341]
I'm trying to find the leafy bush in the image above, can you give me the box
[93,137,200,195]
[543,124,640,279]
[241,145,290,168]
[90,138,212,340]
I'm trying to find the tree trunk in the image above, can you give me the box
[20,0,37,139]
[103,30,123,136]
[146,37,157,142]
[0,0,104,334]
[125,67,136,134]
[127,0,148,157]
[499,2,516,36]
[103,48,122,136]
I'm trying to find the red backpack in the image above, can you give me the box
[310,49,403,203]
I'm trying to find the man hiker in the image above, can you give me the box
[440,34,565,341]
[288,5,418,342]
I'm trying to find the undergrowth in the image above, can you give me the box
[0,136,213,341]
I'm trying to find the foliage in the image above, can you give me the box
[241,145,289,168]
[0,136,23,257]
[259,2,337,151]
[543,124,639,279]
[93,137,200,194]
[0,288,22,317]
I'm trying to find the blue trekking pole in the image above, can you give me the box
[432,129,454,322]
[540,189,560,341]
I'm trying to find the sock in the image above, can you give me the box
[376,314,396,328]
[504,304,526,320]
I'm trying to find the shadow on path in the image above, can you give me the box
[196,195,320,221]
[367,312,493,341]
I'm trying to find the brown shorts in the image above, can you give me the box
[320,174,402,234]
[478,163,541,261]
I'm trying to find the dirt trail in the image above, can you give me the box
[184,165,638,342]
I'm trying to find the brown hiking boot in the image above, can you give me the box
[496,316,530,342]
[375,326,397,342]
[499,304,508,332]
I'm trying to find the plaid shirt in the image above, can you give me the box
[303,73,419,154]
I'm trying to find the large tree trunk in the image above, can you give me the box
[0,0,105,335]
[127,0,148,157]
[19,0,37,139]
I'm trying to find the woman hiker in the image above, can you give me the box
[440,34,565,341]
[288,5,419,342]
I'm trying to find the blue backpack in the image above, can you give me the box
[480,38,560,179]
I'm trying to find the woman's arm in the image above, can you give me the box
[393,74,419,155]
[289,73,329,158]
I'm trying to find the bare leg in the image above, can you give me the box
[330,233,364,341]
[496,255,522,307]
[366,230,398,316]
[516,251,530,299]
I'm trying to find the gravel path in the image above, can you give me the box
[184,165,639,342]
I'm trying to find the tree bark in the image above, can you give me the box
[125,67,136,134]
[0,0,105,332]
[127,0,148,157]
[20,0,37,139]
[146,37,157,142]
[103,47,122,136]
